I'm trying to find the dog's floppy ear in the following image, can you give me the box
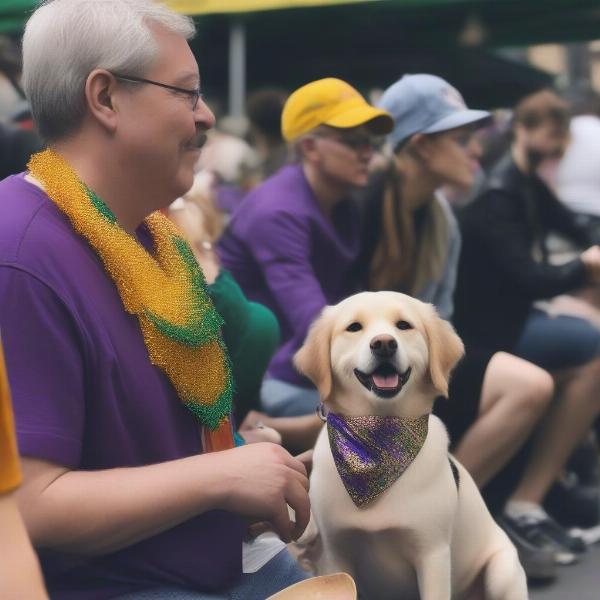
[421,304,464,397]
[294,306,335,400]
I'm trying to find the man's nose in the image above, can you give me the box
[194,97,216,130]
[370,335,398,358]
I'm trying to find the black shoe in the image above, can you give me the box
[496,515,557,580]
[498,512,580,567]
[544,474,600,529]
[536,515,587,555]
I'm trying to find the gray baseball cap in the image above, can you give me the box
[378,74,491,150]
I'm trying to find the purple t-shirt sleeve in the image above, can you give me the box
[247,210,327,344]
[0,266,85,467]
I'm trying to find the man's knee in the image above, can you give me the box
[515,364,554,415]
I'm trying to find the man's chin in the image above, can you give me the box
[174,171,195,199]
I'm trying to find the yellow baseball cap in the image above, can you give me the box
[281,78,394,142]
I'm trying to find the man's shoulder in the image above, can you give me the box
[0,174,90,274]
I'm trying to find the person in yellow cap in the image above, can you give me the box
[0,336,49,599]
[219,78,393,419]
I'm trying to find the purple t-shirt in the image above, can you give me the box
[218,164,362,387]
[0,174,243,599]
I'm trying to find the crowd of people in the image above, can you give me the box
[1,0,600,598]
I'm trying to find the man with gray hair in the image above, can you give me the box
[0,1,309,598]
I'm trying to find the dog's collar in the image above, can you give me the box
[326,411,429,508]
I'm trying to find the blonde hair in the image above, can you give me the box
[369,157,450,294]
[183,175,225,244]
[169,174,224,250]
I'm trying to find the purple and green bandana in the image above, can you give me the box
[327,412,429,507]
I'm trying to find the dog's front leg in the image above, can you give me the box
[415,546,451,600]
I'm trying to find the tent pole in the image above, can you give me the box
[228,19,246,117]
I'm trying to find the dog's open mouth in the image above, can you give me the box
[354,363,412,398]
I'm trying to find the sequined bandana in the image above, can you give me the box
[28,149,233,435]
[327,412,429,507]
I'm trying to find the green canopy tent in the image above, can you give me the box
[164,0,600,112]
[2,1,600,110]
[3,0,600,43]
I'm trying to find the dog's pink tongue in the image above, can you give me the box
[372,373,399,389]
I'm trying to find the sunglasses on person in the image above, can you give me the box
[313,129,376,151]
[112,73,203,111]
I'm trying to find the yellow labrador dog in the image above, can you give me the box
[294,292,527,600]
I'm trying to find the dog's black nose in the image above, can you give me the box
[370,335,398,358]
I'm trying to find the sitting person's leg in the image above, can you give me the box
[114,549,307,600]
[434,351,557,579]
[508,311,600,503]
[510,308,600,505]
[497,310,600,563]
[513,308,600,372]
[451,352,553,488]
[261,379,321,417]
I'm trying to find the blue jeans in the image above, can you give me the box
[113,549,307,599]
[513,309,600,371]
[260,379,320,417]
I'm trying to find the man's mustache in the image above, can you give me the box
[194,132,208,149]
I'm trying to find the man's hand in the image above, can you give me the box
[213,443,310,543]
[16,442,310,555]
[0,493,49,600]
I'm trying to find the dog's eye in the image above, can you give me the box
[346,322,362,332]
[396,320,413,330]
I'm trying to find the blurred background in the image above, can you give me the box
[1,2,600,598]
[2,0,600,122]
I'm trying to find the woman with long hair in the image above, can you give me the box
[358,74,571,578]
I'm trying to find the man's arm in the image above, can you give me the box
[0,338,48,599]
[471,190,588,299]
[0,492,49,599]
[17,441,309,557]
[247,210,328,344]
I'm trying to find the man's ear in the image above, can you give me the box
[420,304,464,397]
[85,69,119,133]
[294,306,335,401]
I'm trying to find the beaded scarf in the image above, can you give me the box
[327,412,429,507]
[28,149,234,439]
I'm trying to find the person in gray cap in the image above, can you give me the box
[356,73,559,580]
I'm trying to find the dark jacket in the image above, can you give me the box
[453,153,595,352]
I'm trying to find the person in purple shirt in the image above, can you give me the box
[0,1,310,599]
[219,78,393,417]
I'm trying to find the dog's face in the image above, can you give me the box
[295,292,464,416]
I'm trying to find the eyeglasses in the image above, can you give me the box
[112,73,203,111]
[313,130,376,151]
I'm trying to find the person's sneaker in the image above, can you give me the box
[544,474,600,529]
[496,515,557,580]
[498,511,580,567]
[536,515,587,556]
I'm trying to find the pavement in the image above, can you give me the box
[529,544,600,600]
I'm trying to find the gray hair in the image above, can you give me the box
[23,0,195,141]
